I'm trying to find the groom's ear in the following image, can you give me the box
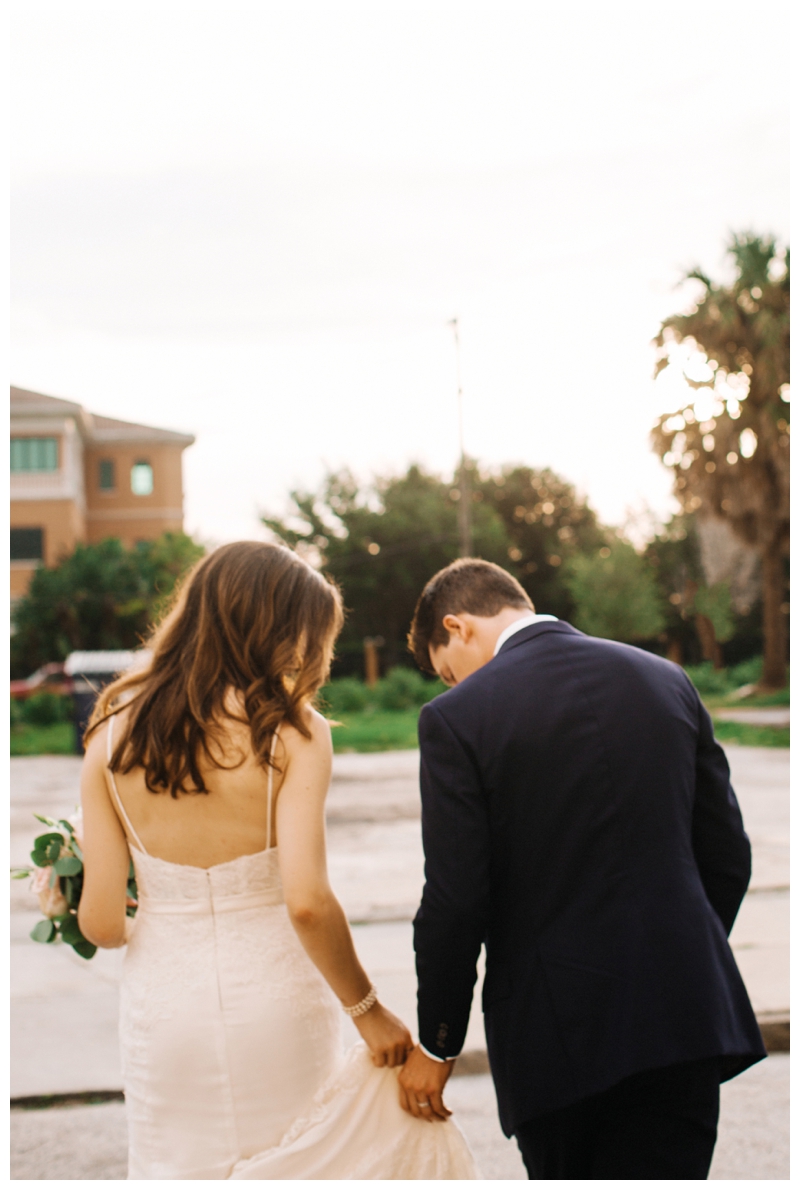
[441,613,469,642]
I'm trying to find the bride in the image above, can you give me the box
[78,541,477,1179]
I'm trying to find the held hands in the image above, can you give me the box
[398,1045,454,1122]
[353,1001,413,1069]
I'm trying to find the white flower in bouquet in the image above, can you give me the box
[37,881,70,918]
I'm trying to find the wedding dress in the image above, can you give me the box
[106,717,477,1179]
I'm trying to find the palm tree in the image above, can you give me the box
[651,233,789,688]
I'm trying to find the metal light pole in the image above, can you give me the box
[449,317,473,557]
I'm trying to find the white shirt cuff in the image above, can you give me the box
[419,1043,459,1063]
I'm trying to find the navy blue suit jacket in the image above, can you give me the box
[413,620,765,1136]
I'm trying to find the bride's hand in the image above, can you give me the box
[353,1002,413,1068]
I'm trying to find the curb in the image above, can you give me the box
[452,1014,789,1078]
[757,1013,789,1053]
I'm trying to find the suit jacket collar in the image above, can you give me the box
[495,618,582,656]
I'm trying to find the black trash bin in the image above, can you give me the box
[64,651,143,755]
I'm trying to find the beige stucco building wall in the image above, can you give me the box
[83,442,187,548]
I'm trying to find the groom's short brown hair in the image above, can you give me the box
[408,558,533,673]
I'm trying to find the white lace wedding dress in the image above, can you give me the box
[106,718,477,1179]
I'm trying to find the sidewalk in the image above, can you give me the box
[10,744,789,1178]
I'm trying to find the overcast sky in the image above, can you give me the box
[11,3,790,546]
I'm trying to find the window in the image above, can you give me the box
[11,528,44,561]
[11,437,58,472]
[98,458,116,490]
[131,461,153,496]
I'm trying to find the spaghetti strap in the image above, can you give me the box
[107,713,148,855]
[266,725,281,851]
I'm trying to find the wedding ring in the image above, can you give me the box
[416,1100,430,1108]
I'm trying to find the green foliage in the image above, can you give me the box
[643,512,762,665]
[321,669,445,716]
[683,656,768,697]
[727,657,766,687]
[320,678,371,715]
[330,709,422,753]
[374,667,445,710]
[13,815,139,961]
[476,465,606,619]
[30,919,56,943]
[263,462,603,671]
[693,583,735,644]
[10,698,24,728]
[10,532,205,678]
[20,691,70,727]
[563,539,666,642]
[711,721,789,749]
[10,722,75,756]
[683,662,737,696]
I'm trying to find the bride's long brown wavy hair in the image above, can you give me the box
[85,541,344,796]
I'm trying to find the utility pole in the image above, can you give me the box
[449,317,472,557]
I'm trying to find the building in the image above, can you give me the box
[10,386,195,603]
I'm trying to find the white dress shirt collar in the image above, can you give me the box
[493,613,557,657]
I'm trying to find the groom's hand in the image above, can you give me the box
[398,1045,454,1122]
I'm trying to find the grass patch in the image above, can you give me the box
[329,709,421,753]
[10,722,76,756]
[705,686,790,710]
[10,706,788,757]
[711,720,789,749]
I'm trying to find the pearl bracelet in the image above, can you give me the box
[342,984,378,1018]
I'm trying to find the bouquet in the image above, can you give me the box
[11,811,138,960]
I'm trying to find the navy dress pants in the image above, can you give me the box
[514,1058,722,1180]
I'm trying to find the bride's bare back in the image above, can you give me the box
[106,695,286,870]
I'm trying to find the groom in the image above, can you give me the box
[397,558,765,1179]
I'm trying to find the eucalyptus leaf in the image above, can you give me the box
[30,850,49,868]
[49,868,57,888]
[10,869,31,880]
[72,940,97,960]
[63,877,81,910]
[71,840,84,861]
[46,839,63,863]
[30,919,56,943]
[34,832,63,850]
[33,814,59,827]
[59,915,83,944]
[58,819,76,836]
[54,857,82,877]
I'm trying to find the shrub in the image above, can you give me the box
[683,662,734,696]
[22,691,70,727]
[319,669,446,715]
[320,678,371,715]
[375,667,446,711]
[727,657,764,687]
[684,656,772,697]
[10,698,24,728]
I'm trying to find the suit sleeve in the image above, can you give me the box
[413,701,490,1060]
[691,691,752,935]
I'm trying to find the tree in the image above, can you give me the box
[264,462,609,674]
[10,533,205,678]
[476,465,606,619]
[642,512,737,668]
[651,232,789,687]
[263,464,510,671]
[563,538,666,643]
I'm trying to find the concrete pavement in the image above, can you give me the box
[9,1057,790,1180]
